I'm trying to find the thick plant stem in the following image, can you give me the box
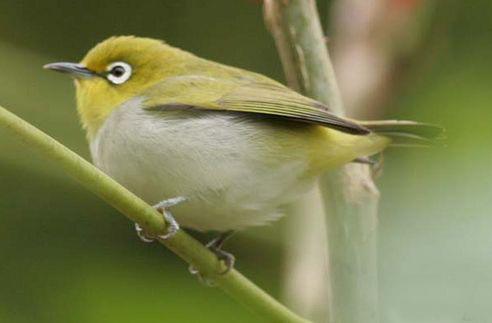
[264,1,380,322]
[0,104,310,323]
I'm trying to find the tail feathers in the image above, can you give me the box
[360,120,445,147]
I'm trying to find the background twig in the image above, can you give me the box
[331,0,437,118]
[264,1,380,322]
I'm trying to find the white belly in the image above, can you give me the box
[90,98,316,231]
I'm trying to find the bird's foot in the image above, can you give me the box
[371,152,385,179]
[352,156,376,165]
[352,154,385,178]
[206,230,236,274]
[189,230,236,280]
[135,196,186,242]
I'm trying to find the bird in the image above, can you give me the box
[44,36,442,268]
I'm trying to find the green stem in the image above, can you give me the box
[265,1,380,322]
[0,104,310,323]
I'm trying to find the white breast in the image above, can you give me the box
[90,98,316,231]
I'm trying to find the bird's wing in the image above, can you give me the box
[142,75,369,135]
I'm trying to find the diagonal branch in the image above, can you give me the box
[0,104,310,323]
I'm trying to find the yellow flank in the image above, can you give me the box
[304,126,390,175]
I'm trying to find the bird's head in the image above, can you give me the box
[45,36,192,139]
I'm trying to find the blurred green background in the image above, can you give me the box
[0,0,491,322]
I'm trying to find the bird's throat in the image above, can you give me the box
[75,79,127,140]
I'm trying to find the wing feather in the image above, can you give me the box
[143,75,369,135]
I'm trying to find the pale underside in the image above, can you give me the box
[90,97,379,231]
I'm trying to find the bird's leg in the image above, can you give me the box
[371,152,385,179]
[135,196,186,242]
[352,156,376,165]
[352,154,385,178]
[206,230,236,274]
[189,230,236,277]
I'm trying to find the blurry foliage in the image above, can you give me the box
[0,0,491,322]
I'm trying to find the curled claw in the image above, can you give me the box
[134,196,185,242]
[135,223,155,243]
[189,230,236,280]
[156,209,180,240]
[211,248,235,275]
[153,196,186,210]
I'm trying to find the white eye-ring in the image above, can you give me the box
[106,61,132,84]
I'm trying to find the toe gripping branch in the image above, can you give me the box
[189,230,236,278]
[134,197,236,278]
[206,230,236,274]
[135,196,186,242]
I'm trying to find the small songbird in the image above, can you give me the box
[45,36,441,265]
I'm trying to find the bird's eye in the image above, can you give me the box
[106,61,132,84]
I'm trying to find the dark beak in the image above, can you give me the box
[43,62,96,78]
